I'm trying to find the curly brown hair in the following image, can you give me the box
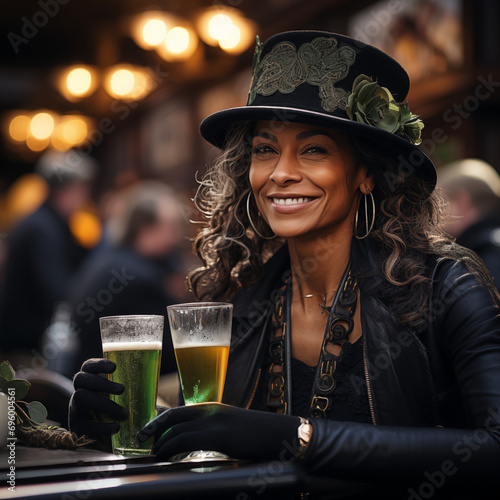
[187,122,464,325]
[188,122,281,302]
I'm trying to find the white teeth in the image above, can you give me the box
[273,197,310,205]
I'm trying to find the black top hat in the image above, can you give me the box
[200,30,436,189]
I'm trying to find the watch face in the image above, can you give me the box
[299,423,312,442]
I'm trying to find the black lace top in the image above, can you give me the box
[251,336,372,423]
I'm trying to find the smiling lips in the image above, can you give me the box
[269,196,317,213]
[272,197,313,205]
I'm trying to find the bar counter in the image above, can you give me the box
[0,444,378,499]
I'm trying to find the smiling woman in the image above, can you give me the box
[69,30,500,496]
[249,122,368,242]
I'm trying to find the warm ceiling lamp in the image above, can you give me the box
[143,18,168,46]
[156,25,198,62]
[218,23,241,50]
[4,110,94,152]
[62,116,89,145]
[57,64,98,101]
[70,210,102,249]
[30,112,55,140]
[208,14,233,43]
[166,27,190,53]
[52,115,91,150]
[67,68,92,95]
[4,173,48,223]
[26,135,51,152]
[130,10,176,49]
[8,114,31,143]
[218,14,257,55]
[195,6,256,54]
[103,65,154,100]
[110,69,135,95]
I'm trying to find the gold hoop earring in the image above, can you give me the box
[246,191,276,240]
[354,188,375,240]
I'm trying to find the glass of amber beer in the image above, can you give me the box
[167,302,232,461]
[99,314,163,456]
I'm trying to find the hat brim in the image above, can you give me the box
[200,105,436,189]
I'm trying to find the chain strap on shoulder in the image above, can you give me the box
[266,264,358,418]
[310,271,357,418]
[267,286,287,413]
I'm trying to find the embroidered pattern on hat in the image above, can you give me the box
[247,37,356,113]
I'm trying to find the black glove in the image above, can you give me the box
[69,358,129,441]
[138,402,301,461]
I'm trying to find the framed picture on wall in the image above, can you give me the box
[348,0,464,83]
[143,97,194,177]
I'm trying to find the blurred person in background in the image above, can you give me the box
[0,149,96,367]
[439,158,500,286]
[69,181,189,382]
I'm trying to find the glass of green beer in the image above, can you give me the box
[167,302,232,461]
[99,314,163,456]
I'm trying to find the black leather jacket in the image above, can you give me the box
[222,243,500,486]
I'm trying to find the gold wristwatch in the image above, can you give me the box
[296,417,312,461]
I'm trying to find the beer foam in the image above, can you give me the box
[102,341,162,352]
[173,342,230,349]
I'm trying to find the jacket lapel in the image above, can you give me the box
[223,245,290,407]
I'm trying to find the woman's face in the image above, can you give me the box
[249,121,370,240]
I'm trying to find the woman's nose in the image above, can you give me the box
[269,152,302,185]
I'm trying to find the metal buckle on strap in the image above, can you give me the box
[310,396,329,416]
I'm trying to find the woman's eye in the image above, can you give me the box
[302,145,329,155]
[252,144,276,156]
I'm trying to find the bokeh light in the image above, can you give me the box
[62,116,88,145]
[218,14,257,54]
[110,69,135,96]
[6,111,93,152]
[104,65,153,100]
[165,27,190,54]
[156,26,198,62]
[208,14,233,42]
[30,112,55,140]
[195,6,256,54]
[130,11,175,50]
[219,24,241,50]
[26,135,51,152]
[70,209,102,248]
[57,64,98,101]
[3,173,48,227]
[8,114,31,142]
[143,18,168,47]
[129,70,153,99]
[66,67,92,97]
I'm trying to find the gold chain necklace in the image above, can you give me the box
[296,289,338,313]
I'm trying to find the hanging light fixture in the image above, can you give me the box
[51,115,92,150]
[128,7,256,58]
[26,135,51,152]
[142,18,168,47]
[195,6,256,54]
[8,113,31,143]
[9,8,259,157]
[155,24,199,62]
[129,10,175,50]
[30,111,55,141]
[4,110,95,152]
[103,64,154,101]
[56,64,99,101]
[218,13,257,55]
